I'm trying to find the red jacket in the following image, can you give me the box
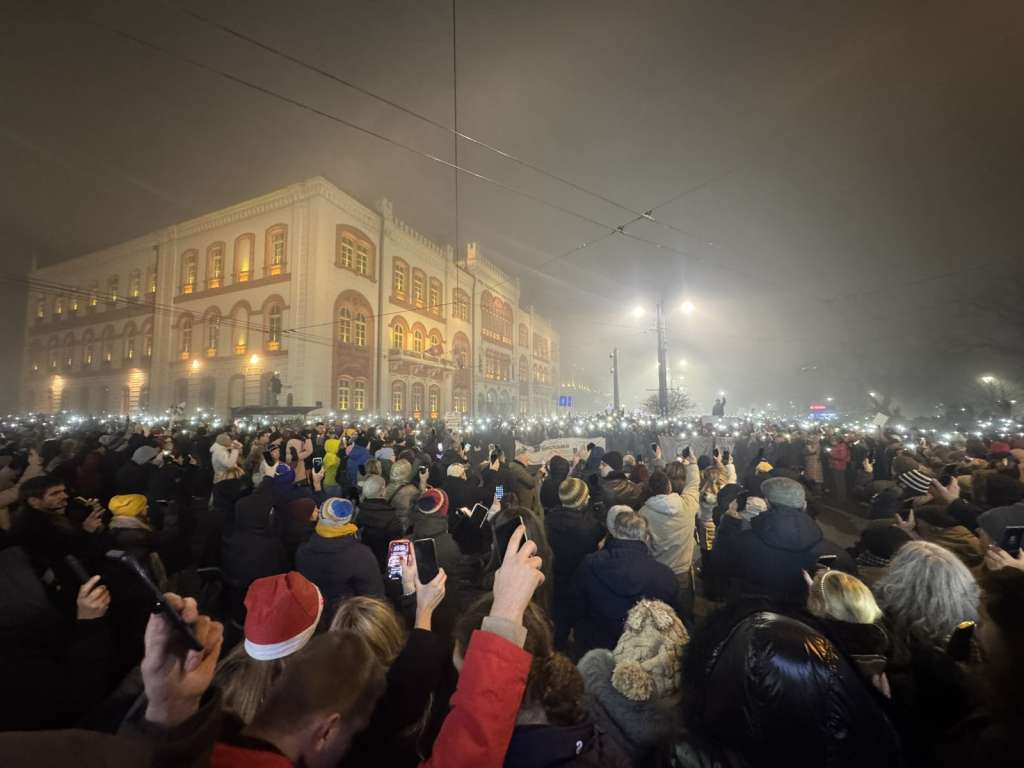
[420,629,531,768]
[829,441,851,471]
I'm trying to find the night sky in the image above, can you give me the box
[4,0,1023,414]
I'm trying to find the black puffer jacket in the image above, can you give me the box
[356,497,403,572]
[222,481,286,598]
[545,505,604,648]
[504,721,631,768]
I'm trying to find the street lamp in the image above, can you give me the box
[249,354,261,366]
[679,300,695,315]
[678,358,688,367]
[190,359,202,371]
[980,375,997,385]
[869,391,877,399]
[631,305,646,319]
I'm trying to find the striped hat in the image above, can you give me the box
[243,572,323,661]
[559,478,590,509]
[897,469,933,496]
[417,488,449,517]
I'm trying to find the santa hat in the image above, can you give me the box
[243,572,323,661]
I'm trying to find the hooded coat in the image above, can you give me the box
[295,531,384,606]
[385,461,421,532]
[719,504,858,602]
[345,442,371,488]
[222,479,286,600]
[210,442,240,485]
[567,538,683,658]
[545,505,605,648]
[578,648,680,766]
[540,456,571,511]
[322,438,342,488]
[639,486,695,577]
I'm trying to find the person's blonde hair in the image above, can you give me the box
[700,467,726,495]
[807,569,882,624]
[329,596,405,666]
[214,642,288,724]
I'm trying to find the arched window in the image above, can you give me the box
[353,380,366,411]
[207,243,225,289]
[232,305,249,354]
[428,386,440,418]
[180,317,193,357]
[412,271,425,307]
[411,383,425,417]
[35,297,46,321]
[391,321,406,349]
[87,282,99,309]
[337,308,352,344]
[393,259,407,298]
[83,331,95,368]
[428,279,442,314]
[147,266,157,295]
[142,322,153,360]
[519,323,529,347]
[47,337,59,371]
[413,329,424,353]
[129,269,142,298]
[336,377,351,410]
[453,288,471,322]
[206,313,220,356]
[63,334,75,371]
[391,381,406,413]
[339,234,354,268]
[124,324,137,363]
[70,294,80,314]
[428,332,442,356]
[353,313,367,347]
[181,251,198,294]
[107,275,120,304]
[54,296,65,318]
[101,327,115,366]
[235,233,254,282]
[266,303,282,351]
[266,225,287,276]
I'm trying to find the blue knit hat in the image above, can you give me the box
[272,463,296,487]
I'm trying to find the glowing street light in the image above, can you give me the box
[869,391,877,398]
[249,354,261,366]
[980,375,997,385]
[190,358,202,371]
[679,300,695,315]
[631,305,646,319]
[678,358,688,367]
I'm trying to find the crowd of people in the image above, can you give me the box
[0,413,1022,767]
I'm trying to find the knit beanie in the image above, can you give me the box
[272,463,296,487]
[132,445,160,465]
[243,572,323,661]
[611,599,689,702]
[316,497,355,537]
[109,493,147,518]
[558,478,590,509]
[416,488,449,517]
[602,451,624,472]
[361,475,386,500]
[897,469,933,496]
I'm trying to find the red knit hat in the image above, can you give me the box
[416,488,449,517]
[990,441,1012,455]
[243,572,323,661]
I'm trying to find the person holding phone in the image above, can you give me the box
[345,434,372,488]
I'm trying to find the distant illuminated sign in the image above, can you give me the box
[809,404,827,412]
[558,395,573,408]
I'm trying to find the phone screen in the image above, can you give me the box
[413,538,439,583]
[311,457,323,471]
[386,540,411,580]
[1000,526,1024,557]
[493,515,528,563]
[437,442,444,453]
[469,503,489,526]
[495,484,504,501]
[947,619,975,662]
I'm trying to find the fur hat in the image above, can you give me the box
[611,599,688,702]
[243,572,323,661]
[559,477,590,509]
[601,451,624,472]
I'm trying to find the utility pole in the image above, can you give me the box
[609,348,620,414]
[656,301,669,417]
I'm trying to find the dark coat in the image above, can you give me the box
[345,444,371,487]
[222,481,286,597]
[113,461,157,497]
[508,460,542,515]
[504,721,631,768]
[341,628,450,768]
[356,497,403,572]
[545,505,604,648]
[568,538,683,658]
[441,475,493,516]
[296,532,385,607]
[718,505,858,603]
[598,472,648,511]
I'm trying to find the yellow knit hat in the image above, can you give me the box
[109,494,148,518]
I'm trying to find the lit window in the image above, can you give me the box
[429,283,441,312]
[339,236,354,268]
[182,253,197,294]
[355,243,368,275]
[88,284,98,308]
[413,329,423,353]
[125,335,136,362]
[209,247,224,288]
[207,316,220,355]
[35,299,45,320]
[429,387,440,418]
[391,323,405,349]
[354,314,367,347]
[337,378,350,410]
[181,318,193,357]
[353,380,366,411]
[147,268,157,294]
[129,270,141,298]
[412,274,425,307]
[70,296,79,313]
[108,276,119,304]
[338,308,352,344]
[267,304,282,350]
[269,229,286,274]
[394,264,407,296]
[55,297,64,317]
[84,343,95,367]
[143,333,152,359]
[391,383,404,412]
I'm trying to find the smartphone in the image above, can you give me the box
[650,442,658,453]
[1000,525,1024,557]
[65,554,92,585]
[469,503,489,527]
[947,619,975,662]
[495,484,505,501]
[105,549,202,651]
[311,456,323,472]
[263,449,276,466]
[418,465,428,476]
[437,442,444,453]
[386,539,411,580]
[493,515,529,562]
[816,554,838,570]
[682,446,691,460]
[413,538,440,583]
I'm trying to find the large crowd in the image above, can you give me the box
[0,413,1022,767]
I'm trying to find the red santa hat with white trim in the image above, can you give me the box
[243,571,324,661]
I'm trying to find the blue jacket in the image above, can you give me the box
[346,444,371,488]
[567,538,682,658]
[295,532,384,607]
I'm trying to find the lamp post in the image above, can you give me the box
[609,348,620,414]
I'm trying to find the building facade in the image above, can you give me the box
[21,177,559,419]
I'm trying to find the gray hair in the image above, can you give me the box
[360,474,386,500]
[873,540,979,649]
[611,508,650,542]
